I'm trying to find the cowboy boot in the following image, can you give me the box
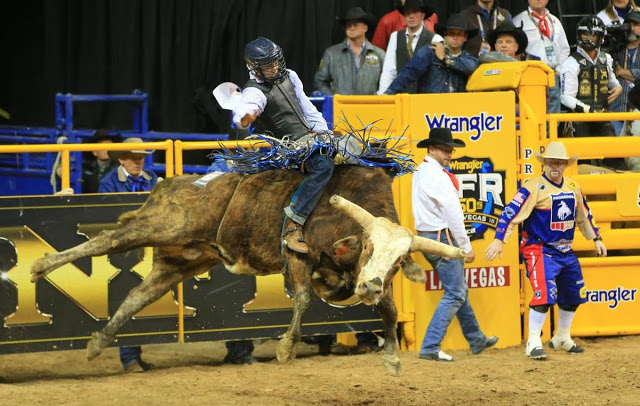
[282,218,309,254]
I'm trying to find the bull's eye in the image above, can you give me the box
[392,257,404,269]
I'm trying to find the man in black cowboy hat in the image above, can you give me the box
[461,0,512,56]
[384,14,478,95]
[478,21,541,63]
[314,7,385,95]
[372,0,438,51]
[377,0,445,94]
[81,129,121,193]
[413,127,498,361]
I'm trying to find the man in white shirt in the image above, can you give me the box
[513,0,570,113]
[377,0,443,94]
[413,127,498,362]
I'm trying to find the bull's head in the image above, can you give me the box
[330,195,464,306]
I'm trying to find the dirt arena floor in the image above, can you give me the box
[1,335,639,405]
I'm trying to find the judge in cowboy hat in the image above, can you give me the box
[98,137,158,194]
[485,141,606,361]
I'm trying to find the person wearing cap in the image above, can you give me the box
[485,141,607,360]
[461,0,512,57]
[314,7,385,95]
[81,129,121,193]
[384,14,478,95]
[371,0,439,55]
[377,0,445,94]
[413,127,498,362]
[478,21,540,63]
[610,11,640,135]
[98,137,158,194]
[513,0,570,114]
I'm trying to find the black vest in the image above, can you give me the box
[396,28,435,94]
[572,51,610,110]
[244,77,311,140]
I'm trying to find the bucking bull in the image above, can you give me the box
[30,165,464,375]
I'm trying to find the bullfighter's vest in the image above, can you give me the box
[396,28,434,94]
[244,77,311,141]
[572,51,610,110]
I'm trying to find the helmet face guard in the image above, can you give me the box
[244,37,288,84]
[577,16,606,51]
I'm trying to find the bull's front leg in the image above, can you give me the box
[376,290,401,376]
[276,255,312,363]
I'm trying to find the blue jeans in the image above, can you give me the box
[418,231,486,355]
[548,75,561,114]
[119,346,142,367]
[284,150,335,225]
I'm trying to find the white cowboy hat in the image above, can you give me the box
[534,142,578,166]
[107,137,154,159]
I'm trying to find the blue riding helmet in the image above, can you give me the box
[244,37,288,84]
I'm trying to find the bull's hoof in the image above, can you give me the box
[383,354,401,376]
[86,331,109,361]
[276,336,297,363]
[30,255,54,282]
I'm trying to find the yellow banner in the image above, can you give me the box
[406,92,522,351]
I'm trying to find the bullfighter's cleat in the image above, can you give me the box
[526,340,547,360]
[283,223,309,254]
[549,336,584,353]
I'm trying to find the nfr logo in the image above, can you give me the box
[448,157,506,241]
[550,192,576,231]
[424,112,504,142]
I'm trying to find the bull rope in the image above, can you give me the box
[207,119,415,177]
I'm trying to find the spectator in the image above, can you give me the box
[314,7,385,95]
[377,0,444,94]
[98,137,158,194]
[371,0,438,51]
[485,141,607,360]
[81,130,121,193]
[597,0,640,26]
[610,11,640,135]
[413,127,498,361]
[479,20,540,63]
[461,0,512,57]
[513,0,570,114]
[383,14,478,95]
[559,16,623,151]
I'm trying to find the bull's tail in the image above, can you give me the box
[118,210,139,226]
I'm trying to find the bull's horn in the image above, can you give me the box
[330,195,375,230]
[411,235,466,259]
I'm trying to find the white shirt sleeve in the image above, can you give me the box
[433,180,472,253]
[232,87,267,129]
[553,17,571,68]
[377,31,398,95]
[560,57,580,110]
[288,70,329,132]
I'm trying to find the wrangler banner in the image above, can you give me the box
[0,194,382,354]
[406,91,521,351]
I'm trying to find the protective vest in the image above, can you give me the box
[244,77,311,140]
[396,28,435,93]
[572,51,610,110]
